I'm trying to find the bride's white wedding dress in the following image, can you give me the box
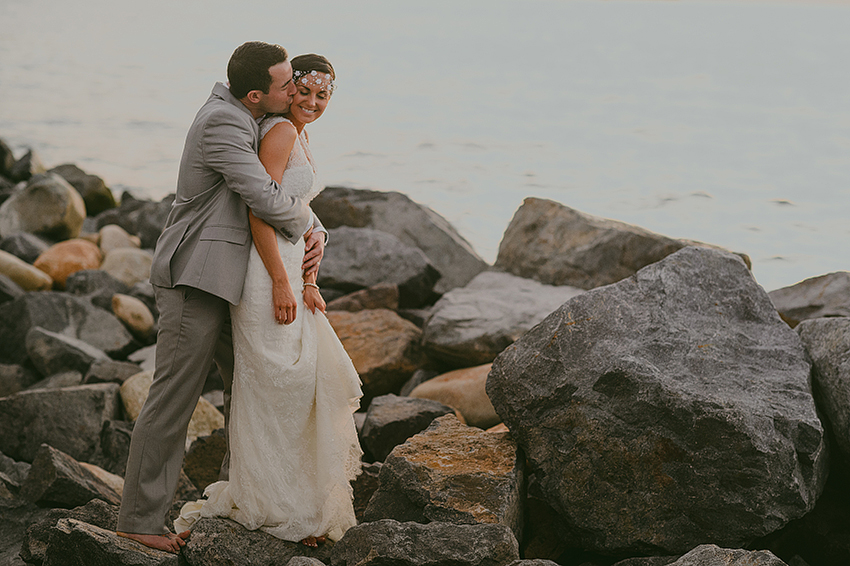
[176,117,362,542]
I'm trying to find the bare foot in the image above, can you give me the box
[116,530,190,554]
[300,536,318,547]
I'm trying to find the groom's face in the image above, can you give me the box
[257,60,297,114]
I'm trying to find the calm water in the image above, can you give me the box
[1,0,848,291]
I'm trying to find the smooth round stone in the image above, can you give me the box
[0,249,52,290]
[409,363,500,429]
[98,224,141,255]
[33,239,103,289]
[99,247,152,287]
[0,173,86,240]
[111,293,155,341]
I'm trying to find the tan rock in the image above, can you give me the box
[364,414,524,538]
[100,247,152,287]
[327,308,424,402]
[327,283,400,312]
[410,363,500,429]
[79,462,124,497]
[111,293,155,340]
[487,423,509,434]
[120,371,224,446]
[33,239,102,289]
[0,249,53,290]
[0,173,86,240]
[98,224,141,255]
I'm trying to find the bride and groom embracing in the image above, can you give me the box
[116,41,362,553]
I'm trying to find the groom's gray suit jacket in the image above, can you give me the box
[150,82,315,304]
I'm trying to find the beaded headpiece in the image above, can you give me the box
[292,69,336,94]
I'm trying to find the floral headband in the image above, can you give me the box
[293,69,336,94]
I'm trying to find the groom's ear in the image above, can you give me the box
[245,90,263,104]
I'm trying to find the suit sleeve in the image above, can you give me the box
[203,110,311,244]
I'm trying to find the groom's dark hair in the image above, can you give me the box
[228,41,289,99]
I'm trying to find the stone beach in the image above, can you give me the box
[1,140,849,566]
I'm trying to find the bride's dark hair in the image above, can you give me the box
[291,54,335,81]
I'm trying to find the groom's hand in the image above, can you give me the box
[303,228,325,275]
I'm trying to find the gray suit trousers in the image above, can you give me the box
[117,285,233,534]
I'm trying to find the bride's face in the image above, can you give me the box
[289,71,333,126]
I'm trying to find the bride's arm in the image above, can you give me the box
[252,121,299,325]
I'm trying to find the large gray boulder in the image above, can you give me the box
[312,186,488,294]
[422,271,584,367]
[65,268,132,312]
[769,271,850,328]
[494,197,750,290]
[329,519,520,566]
[320,227,440,308]
[21,444,122,508]
[359,394,456,461]
[797,317,850,462]
[25,326,111,378]
[0,173,86,240]
[364,415,524,540]
[0,292,137,365]
[0,383,121,463]
[0,363,40,397]
[487,246,827,555]
[182,517,333,566]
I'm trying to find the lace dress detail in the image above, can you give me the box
[179,116,363,542]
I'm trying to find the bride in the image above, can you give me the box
[177,54,362,546]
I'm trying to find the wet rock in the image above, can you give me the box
[94,192,173,249]
[327,282,399,312]
[8,149,47,183]
[48,163,116,217]
[65,268,132,311]
[494,197,750,290]
[21,444,121,507]
[487,246,827,555]
[769,271,850,328]
[112,293,155,341]
[359,394,455,461]
[0,292,137,365]
[422,271,583,367]
[44,518,178,566]
[0,383,121,463]
[312,186,488,294]
[666,545,786,565]
[100,247,153,287]
[409,364,500,429]
[0,249,53,291]
[351,461,381,524]
[320,227,440,308]
[0,231,50,264]
[0,173,85,240]
[25,326,110,378]
[183,428,226,492]
[121,371,224,446]
[797,317,850,462]
[0,272,24,304]
[83,359,142,386]
[0,363,40,397]
[32,239,102,289]
[364,415,524,539]
[329,519,520,566]
[20,498,119,565]
[182,517,333,566]
[327,309,424,403]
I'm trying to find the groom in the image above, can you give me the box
[116,42,325,553]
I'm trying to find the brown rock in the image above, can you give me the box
[183,428,226,491]
[33,239,102,289]
[327,309,424,403]
[0,248,53,291]
[327,282,400,312]
[410,363,500,429]
[112,293,155,340]
[364,414,525,539]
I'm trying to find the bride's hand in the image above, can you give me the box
[303,286,326,314]
[272,279,298,324]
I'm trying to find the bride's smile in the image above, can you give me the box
[288,71,333,128]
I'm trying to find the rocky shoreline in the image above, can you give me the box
[1,139,849,566]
